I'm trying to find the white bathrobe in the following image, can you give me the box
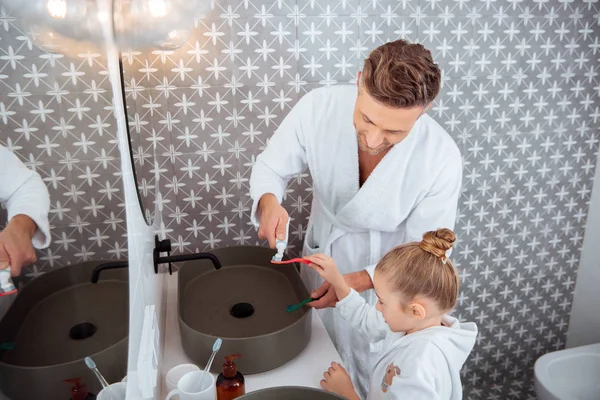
[0,145,51,249]
[250,85,462,396]
[337,289,478,400]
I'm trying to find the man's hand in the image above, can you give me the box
[257,193,289,248]
[0,214,37,277]
[308,270,374,309]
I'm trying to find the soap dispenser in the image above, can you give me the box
[216,354,245,400]
[64,378,97,400]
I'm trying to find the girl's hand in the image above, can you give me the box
[304,254,350,300]
[321,362,360,400]
[304,254,344,286]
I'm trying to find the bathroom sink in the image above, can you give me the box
[238,386,345,399]
[0,261,128,400]
[178,246,312,374]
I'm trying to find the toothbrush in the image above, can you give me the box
[272,219,290,262]
[0,266,17,297]
[271,258,312,265]
[85,356,109,388]
[201,337,222,385]
[0,342,14,350]
[286,297,318,313]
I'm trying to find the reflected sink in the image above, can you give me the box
[238,387,345,399]
[179,246,312,374]
[0,261,128,400]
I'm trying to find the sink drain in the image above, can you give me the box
[230,303,254,318]
[69,322,97,340]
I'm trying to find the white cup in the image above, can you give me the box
[97,382,127,400]
[165,370,215,400]
[165,363,201,392]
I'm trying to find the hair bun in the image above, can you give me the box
[419,228,456,259]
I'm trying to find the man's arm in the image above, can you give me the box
[249,91,315,246]
[0,145,51,275]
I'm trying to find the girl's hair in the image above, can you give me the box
[375,228,459,312]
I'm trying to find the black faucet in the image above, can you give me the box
[153,235,222,274]
[90,261,129,283]
[91,236,223,281]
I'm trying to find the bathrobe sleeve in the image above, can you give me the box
[0,145,51,248]
[335,289,389,342]
[249,91,315,226]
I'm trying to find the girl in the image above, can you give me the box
[305,228,477,400]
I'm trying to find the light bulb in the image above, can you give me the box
[114,0,195,50]
[46,0,67,19]
[148,0,167,18]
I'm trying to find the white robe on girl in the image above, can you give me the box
[337,289,478,400]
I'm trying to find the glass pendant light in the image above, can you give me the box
[0,0,199,56]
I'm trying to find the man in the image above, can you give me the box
[250,40,462,396]
[0,144,51,277]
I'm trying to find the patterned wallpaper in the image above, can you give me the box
[1,1,599,399]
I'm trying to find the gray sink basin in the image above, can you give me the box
[0,261,128,400]
[178,246,312,374]
[238,387,346,399]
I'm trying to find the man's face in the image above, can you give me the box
[353,85,425,155]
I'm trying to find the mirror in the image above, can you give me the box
[121,2,318,255]
[0,40,130,400]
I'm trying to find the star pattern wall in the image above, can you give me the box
[1,0,599,398]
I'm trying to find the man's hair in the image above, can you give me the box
[362,39,441,109]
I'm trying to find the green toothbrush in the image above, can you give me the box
[0,342,14,350]
[286,297,317,313]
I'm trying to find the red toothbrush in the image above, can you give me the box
[271,258,312,265]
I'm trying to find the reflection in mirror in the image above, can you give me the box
[0,261,129,400]
[0,151,130,400]
[0,30,130,400]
